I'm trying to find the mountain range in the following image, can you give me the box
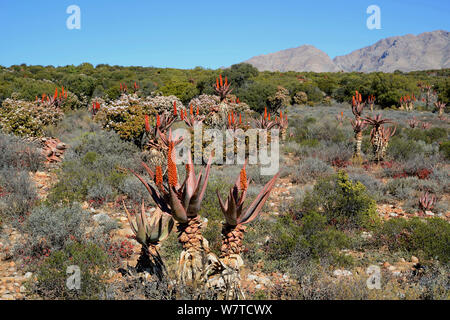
[243,30,449,73]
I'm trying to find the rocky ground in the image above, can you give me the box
[0,142,448,300]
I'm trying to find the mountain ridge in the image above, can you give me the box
[242,30,449,73]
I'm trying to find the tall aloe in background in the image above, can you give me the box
[364,114,395,162]
[351,91,366,160]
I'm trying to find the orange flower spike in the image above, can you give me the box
[180,109,184,120]
[225,76,228,86]
[264,107,267,119]
[341,111,344,117]
[268,113,271,121]
[156,114,161,127]
[216,78,219,88]
[145,115,150,132]
[54,88,58,100]
[196,105,199,116]
[280,110,283,119]
[220,74,223,87]
[155,166,163,188]
[173,101,177,116]
[190,103,193,116]
[240,167,248,191]
[239,113,242,124]
[167,140,178,187]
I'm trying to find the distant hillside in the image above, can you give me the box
[244,45,340,72]
[333,30,450,72]
[242,30,450,73]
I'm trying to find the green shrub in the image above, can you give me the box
[377,217,450,263]
[0,98,64,137]
[439,141,450,160]
[21,203,90,258]
[387,136,424,161]
[29,242,109,299]
[302,171,379,229]
[48,131,140,203]
[294,212,351,265]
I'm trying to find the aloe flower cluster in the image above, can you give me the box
[37,87,68,108]
[214,74,233,102]
[254,107,277,130]
[399,94,416,111]
[367,94,376,112]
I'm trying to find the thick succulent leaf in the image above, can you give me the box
[158,214,174,242]
[183,154,196,209]
[129,169,170,213]
[225,189,238,226]
[141,161,155,180]
[239,172,280,225]
[197,154,213,203]
[122,200,137,236]
[134,201,148,245]
[168,186,188,223]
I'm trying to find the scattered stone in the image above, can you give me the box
[361,231,372,240]
[411,256,419,263]
[333,269,352,277]
[425,211,434,216]
[389,212,398,217]
[92,213,112,224]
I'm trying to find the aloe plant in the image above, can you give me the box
[407,117,419,128]
[214,163,279,299]
[130,133,216,285]
[351,119,367,160]
[434,101,446,118]
[275,110,288,140]
[214,74,233,102]
[419,192,436,213]
[123,201,174,279]
[352,91,364,120]
[367,94,376,112]
[254,107,277,130]
[364,114,394,162]
[217,163,280,269]
[183,104,206,127]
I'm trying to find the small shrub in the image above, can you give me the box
[439,141,450,160]
[28,242,109,299]
[20,203,90,260]
[302,171,379,229]
[0,133,43,172]
[290,157,334,184]
[0,168,38,221]
[377,217,450,263]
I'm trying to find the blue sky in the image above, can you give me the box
[0,0,448,69]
